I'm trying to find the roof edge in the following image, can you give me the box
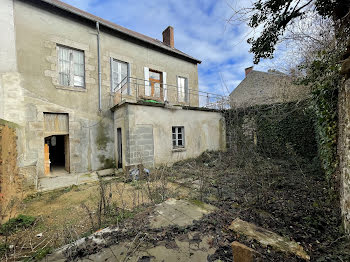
[39,0,202,64]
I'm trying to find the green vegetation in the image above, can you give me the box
[0,214,36,235]
[224,101,318,160]
[298,51,342,188]
[0,243,8,258]
[23,247,53,262]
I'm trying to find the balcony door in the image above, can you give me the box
[149,70,163,100]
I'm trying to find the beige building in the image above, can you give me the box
[0,0,225,189]
[230,67,310,108]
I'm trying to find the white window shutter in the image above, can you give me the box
[110,57,114,92]
[144,67,150,96]
[163,72,167,101]
[185,77,189,103]
[127,63,131,95]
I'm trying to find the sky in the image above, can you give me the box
[60,0,277,96]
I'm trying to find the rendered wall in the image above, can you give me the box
[114,104,226,168]
[8,0,199,183]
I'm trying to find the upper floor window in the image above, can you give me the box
[58,45,85,88]
[112,59,129,93]
[177,76,188,103]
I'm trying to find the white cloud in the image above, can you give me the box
[61,0,275,95]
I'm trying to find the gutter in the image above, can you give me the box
[96,22,102,111]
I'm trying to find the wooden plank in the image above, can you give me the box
[44,143,50,175]
[44,113,69,135]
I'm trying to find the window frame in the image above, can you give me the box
[177,76,189,103]
[111,58,130,94]
[57,45,85,88]
[172,126,185,149]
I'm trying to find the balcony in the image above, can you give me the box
[110,77,228,110]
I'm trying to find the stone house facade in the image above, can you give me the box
[230,67,310,108]
[0,0,225,189]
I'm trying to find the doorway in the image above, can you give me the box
[44,135,70,175]
[117,128,122,168]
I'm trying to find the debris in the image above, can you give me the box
[129,168,140,181]
[129,168,150,181]
[229,218,310,260]
[36,233,43,238]
[231,241,262,262]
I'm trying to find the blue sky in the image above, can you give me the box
[61,0,274,96]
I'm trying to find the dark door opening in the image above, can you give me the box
[44,135,69,175]
[117,128,122,168]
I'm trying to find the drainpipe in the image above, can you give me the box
[96,22,102,112]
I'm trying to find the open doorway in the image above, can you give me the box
[44,135,70,175]
[117,128,122,168]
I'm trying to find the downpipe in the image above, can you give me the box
[96,22,102,112]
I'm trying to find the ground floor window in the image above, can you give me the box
[172,126,185,148]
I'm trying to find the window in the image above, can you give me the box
[172,126,185,148]
[112,59,129,94]
[177,76,188,103]
[58,45,85,88]
[149,70,163,98]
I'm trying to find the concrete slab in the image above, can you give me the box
[38,169,116,192]
[44,199,216,261]
[229,218,310,260]
[149,198,216,228]
[81,233,216,262]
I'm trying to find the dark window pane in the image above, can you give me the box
[173,140,176,146]
[172,134,176,139]
[178,140,183,146]
[178,134,182,139]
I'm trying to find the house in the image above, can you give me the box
[230,67,310,108]
[0,0,226,190]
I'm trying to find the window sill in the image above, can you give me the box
[172,147,186,152]
[55,85,87,92]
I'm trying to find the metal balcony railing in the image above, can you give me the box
[110,76,229,109]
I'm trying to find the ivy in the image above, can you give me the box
[298,49,342,188]
[224,101,318,161]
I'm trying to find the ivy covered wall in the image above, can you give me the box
[224,101,318,161]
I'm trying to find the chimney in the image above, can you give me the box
[245,66,254,77]
[162,26,174,48]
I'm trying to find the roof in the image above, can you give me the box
[38,0,201,64]
[230,70,290,96]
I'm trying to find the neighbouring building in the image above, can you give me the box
[0,0,226,191]
[229,67,310,108]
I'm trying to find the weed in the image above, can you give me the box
[23,247,53,262]
[0,214,36,235]
[0,243,8,258]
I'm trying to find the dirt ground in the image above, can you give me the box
[1,149,350,261]
[0,175,188,261]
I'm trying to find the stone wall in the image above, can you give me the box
[224,102,317,160]
[0,120,22,221]
[338,79,350,234]
[339,40,350,234]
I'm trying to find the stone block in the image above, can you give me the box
[231,242,261,262]
[229,218,310,260]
